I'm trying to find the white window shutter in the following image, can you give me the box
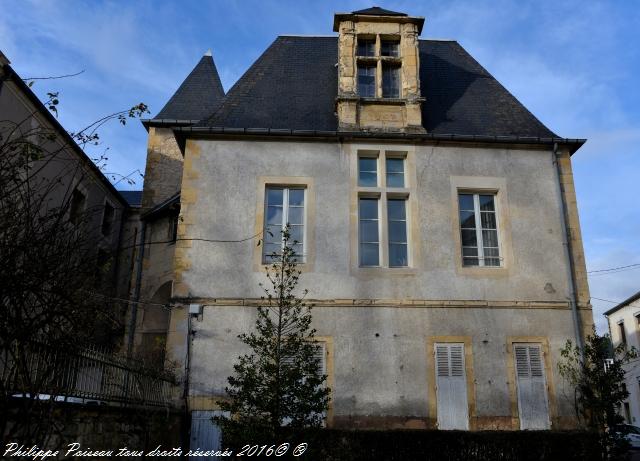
[435,343,469,430]
[514,344,550,430]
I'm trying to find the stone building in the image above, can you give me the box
[129,7,593,440]
[604,290,640,426]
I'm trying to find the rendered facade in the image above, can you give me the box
[128,7,593,435]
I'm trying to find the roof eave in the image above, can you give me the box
[603,290,640,317]
[141,118,199,132]
[333,13,425,35]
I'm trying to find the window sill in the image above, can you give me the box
[353,266,418,277]
[457,264,509,278]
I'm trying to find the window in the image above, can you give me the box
[435,343,469,430]
[513,343,550,430]
[357,38,375,57]
[382,64,400,98]
[69,188,86,225]
[101,202,115,236]
[458,193,501,267]
[356,35,402,99]
[357,152,409,268]
[263,186,305,263]
[381,40,399,57]
[168,213,179,243]
[357,65,376,97]
[619,321,627,348]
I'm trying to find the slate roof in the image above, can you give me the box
[352,6,407,16]
[201,36,557,138]
[155,54,225,120]
[119,190,143,208]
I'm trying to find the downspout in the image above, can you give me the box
[552,142,584,350]
[126,219,146,357]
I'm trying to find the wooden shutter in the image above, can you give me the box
[435,343,469,430]
[514,344,550,430]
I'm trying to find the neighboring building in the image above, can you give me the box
[604,290,640,425]
[0,51,138,347]
[131,7,593,437]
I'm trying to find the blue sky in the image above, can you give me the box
[2,0,639,330]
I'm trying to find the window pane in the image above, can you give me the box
[263,243,281,258]
[458,194,474,211]
[288,189,304,206]
[291,243,304,261]
[386,158,404,187]
[389,221,407,243]
[267,188,283,205]
[382,65,400,98]
[359,157,377,186]
[387,199,406,220]
[359,198,378,219]
[381,40,399,57]
[463,257,479,266]
[482,230,499,248]
[266,206,283,225]
[479,195,495,211]
[287,207,303,225]
[359,220,379,243]
[357,39,375,56]
[265,225,282,243]
[389,243,408,267]
[358,65,376,97]
[484,258,501,267]
[462,247,478,257]
[480,211,496,229]
[360,243,379,266]
[289,225,304,243]
[459,211,475,229]
[461,229,477,246]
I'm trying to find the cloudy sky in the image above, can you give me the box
[2,0,638,330]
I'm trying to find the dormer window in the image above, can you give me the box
[356,35,402,99]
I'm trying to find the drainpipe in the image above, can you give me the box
[552,142,583,351]
[126,220,146,357]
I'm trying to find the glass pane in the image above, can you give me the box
[387,199,406,220]
[484,258,500,267]
[358,66,375,97]
[459,211,475,229]
[381,40,399,57]
[461,229,477,246]
[263,243,281,259]
[291,243,304,261]
[359,157,377,186]
[389,243,408,267]
[289,225,304,243]
[266,206,283,225]
[382,65,400,98]
[463,257,479,266]
[359,172,377,187]
[264,225,282,243]
[288,189,304,206]
[359,220,379,243]
[387,173,404,187]
[388,221,407,243]
[482,230,499,248]
[357,39,375,56]
[360,243,379,266]
[386,157,404,173]
[458,194,474,211]
[480,211,496,229]
[359,198,378,220]
[479,195,495,211]
[288,207,303,225]
[484,247,500,258]
[462,247,478,257]
[266,188,283,205]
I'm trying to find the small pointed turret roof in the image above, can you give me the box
[155,52,225,121]
[351,6,407,16]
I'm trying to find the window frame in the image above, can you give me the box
[262,186,307,264]
[355,34,402,99]
[100,199,116,238]
[458,191,502,267]
[356,150,411,269]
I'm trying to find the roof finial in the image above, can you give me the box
[204,49,212,57]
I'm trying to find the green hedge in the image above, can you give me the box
[226,429,604,461]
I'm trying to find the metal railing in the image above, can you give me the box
[1,341,177,407]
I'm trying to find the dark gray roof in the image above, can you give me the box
[202,37,556,138]
[352,6,407,16]
[118,190,143,207]
[604,290,640,317]
[155,54,225,120]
